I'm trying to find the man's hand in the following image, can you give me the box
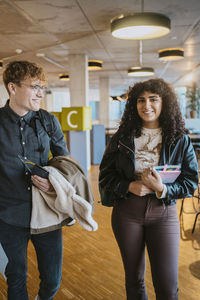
[128,181,153,196]
[31,175,54,192]
[141,168,164,193]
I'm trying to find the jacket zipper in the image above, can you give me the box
[168,144,171,164]
[118,140,134,154]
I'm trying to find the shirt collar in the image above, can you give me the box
[4,99,35,123]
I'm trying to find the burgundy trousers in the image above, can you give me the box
[112,194,180,300]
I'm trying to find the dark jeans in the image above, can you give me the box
[112,194,180,300]
[0,219,62,300]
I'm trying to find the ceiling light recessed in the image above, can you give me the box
[158,48,184,61]
[128,67,155,77]
[0,60,3,69]
[15,49,23,54]
[88,60,103,71]
[36,53,45,57]
[59,74,70,81]
[111,12,171,40]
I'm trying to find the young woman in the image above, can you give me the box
[99,78,198,300]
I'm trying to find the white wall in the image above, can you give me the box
[89,88,99,102]
[185,119,200,132]
[0,85,8,107]
[52,88,70,111]
[41,87,70,112]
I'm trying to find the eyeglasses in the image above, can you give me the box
[20,83,47,94]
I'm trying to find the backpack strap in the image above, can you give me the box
[33,110,54,165]
[37,109,53,138]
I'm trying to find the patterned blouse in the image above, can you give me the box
[134,127,162,179]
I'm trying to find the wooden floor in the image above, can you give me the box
[0,165,200,300]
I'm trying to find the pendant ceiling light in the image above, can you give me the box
[128,67,155,77]
[111,0,170,40]
[59,74,70,81]
[128,40,154,77]
[158,48,184,61]
[88,60,103,71]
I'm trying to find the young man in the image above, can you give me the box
[0,61,69,300]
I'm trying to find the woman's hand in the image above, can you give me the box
[31,175,54,192]
[128,181,153,196]
[141,168,164,193]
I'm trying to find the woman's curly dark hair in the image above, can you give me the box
[119,78,187,144]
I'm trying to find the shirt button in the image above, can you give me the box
[22,142,25,145]
[21,118,23,121]
[25,172,29,175]
[28,187,31,190]
[24,156,27,159]
[20,127,23,131]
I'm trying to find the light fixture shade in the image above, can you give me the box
[111,13,170,40]
[16,49,23,54]
[59,74,70,81]
[128,67,155,77]
[88,60,103,70]
[158,48,184,61]
[0,60,3,69]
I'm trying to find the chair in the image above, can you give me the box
[179,142,200,233]
[192,212,200,233]
[191,145,200,233]
[179,197,185,217]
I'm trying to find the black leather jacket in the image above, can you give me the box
[99,131,199,205]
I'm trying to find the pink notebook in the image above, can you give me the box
[153,165,181,183]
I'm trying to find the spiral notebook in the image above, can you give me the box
[153,164,181,183]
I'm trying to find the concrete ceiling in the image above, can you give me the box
[0,0,200,96]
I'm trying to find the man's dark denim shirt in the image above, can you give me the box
[0,100,69,228]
